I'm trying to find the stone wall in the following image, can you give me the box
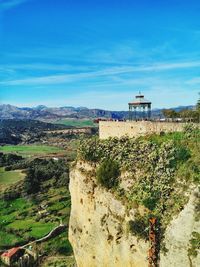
[99,121,187,139]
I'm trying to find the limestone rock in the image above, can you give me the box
[69,161,200,267]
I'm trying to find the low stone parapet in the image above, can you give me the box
[99,121,188,139]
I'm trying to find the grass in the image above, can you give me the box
[30,222,56,239]
[10,198,31,209]
[0,186,71,249]
[142,131,185,144]
[2,219,56,246]
[7,219,35,230]
[0,145,66,157]
[0,167,25,190]
[39,232,73,259]
[41,255,75,267]
[0,231,23,247]
[55,119,96,128]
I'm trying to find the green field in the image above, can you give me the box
[0,231,24,247]
[0,145,66,157]
[8,219,56,239]
[41,255,75,267]
[0,167,25,190]
[0,186,71,249]
[55,119,96,127]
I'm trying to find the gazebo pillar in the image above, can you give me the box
[129,104,132,120]
[143,105,146,120]
[148,103,151,119]
[134,106,137,120]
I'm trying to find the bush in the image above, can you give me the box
[188,232,200,257]
[175,146,190,163]
[142,196,159,211]
[184,124,200,138]
[128,214,149,240]
[24,158,69,195]
[0,153,23,167]
[96,159,120,189]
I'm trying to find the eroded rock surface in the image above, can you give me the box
[69,161,200,267]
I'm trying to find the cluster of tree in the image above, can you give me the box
[162,109,199,122]
[0,153,23,167]
[0,119,69,145]
[163,97,200,122]
[24,158,69,194]
[0,119,68,132]
[4,160,30,171]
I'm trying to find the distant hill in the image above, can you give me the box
[0,104,194,121]
[0,119,70,145]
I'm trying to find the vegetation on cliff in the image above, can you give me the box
[78,124,200,246]
[96,159,120,189]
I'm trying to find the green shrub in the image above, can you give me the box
[175,146,190,163]
[128,214,149,240]
[96,159,120,189]
[188,232,200,257]
[184,124,200,138]
[142,196,159,211]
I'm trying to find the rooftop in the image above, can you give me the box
[1,247,21,258]
[129,92,151,105]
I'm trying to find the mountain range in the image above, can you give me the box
[0,104,194,121]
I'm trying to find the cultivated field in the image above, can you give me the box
[0,145,66,157]
[55,118,96,127]
[0,167,25,191]
[0,185,71,249]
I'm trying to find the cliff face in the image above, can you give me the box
[69,161,200,267]
[69,162,148,267]
[160,188,200,267]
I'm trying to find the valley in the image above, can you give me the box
[0,106,199,266]
[0,119,96,266]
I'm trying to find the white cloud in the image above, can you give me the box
[0,0,30,10]
[1,60,200,86]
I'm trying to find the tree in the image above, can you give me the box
[162,109,178,121]
[196,92,200,123]
[96,159,120,189]
[179,109,195,122]
[24,168,40,194]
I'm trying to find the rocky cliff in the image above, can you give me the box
[69,133,200,267]
[69,161,148,267]
[69,162,199,267]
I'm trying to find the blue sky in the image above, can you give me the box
[0,0,200,110]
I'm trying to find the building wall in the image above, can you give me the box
[1,255,10,266]
[99,121,187,139]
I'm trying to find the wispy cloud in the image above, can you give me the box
[0,63,89,72]
[0,0,30,10]
[1,60,200,86]
[186,77,200,85]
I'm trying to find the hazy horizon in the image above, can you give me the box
[0,102,195,112]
